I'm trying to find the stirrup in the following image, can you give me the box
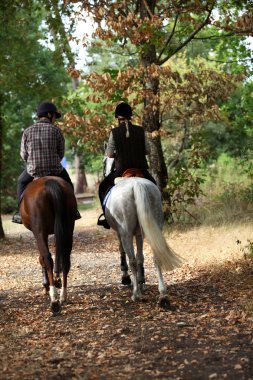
[75,210,82,220]
[12,213,22,224]
[97,213,110,229]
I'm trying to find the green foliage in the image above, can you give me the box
[201,154,253,216]
[204,153,249,186]
[64,1,253,207]
[85,39,138,74]
[164,141,206,222]
[0,1,70,212]
[60,83,112,179]
[1,196,17,214]
[181,152,253,225]
[221,81,253,155]
[184,24,252,75]
[194,79,253,165]
[2,0,252,221]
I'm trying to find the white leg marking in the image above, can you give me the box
[60,288,67,304]
[156,264,167,296]
[49,286,58,303]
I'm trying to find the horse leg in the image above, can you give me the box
[38,245,51,294]
[59,240,71,305]
[135,230,145,288]
[121,233,140,301]
[60,272,67,305]
[53,236,62,289]
[119,239,131,285]
[155,263,170,309]
[41,266,49,293]
[36,234,60,312]
[59,257,70,305]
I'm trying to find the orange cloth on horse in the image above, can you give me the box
[122,168,144,178]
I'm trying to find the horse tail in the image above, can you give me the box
[45,179,72,274]
[133,181,181,271]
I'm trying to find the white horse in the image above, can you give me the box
[104,171,181,308]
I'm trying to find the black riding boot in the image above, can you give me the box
[12,210,22,224]
[97,213,110,229]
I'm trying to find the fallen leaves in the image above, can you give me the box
[1,212,253,379]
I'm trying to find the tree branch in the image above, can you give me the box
[193,33,235,40]
[205,57,253,64]
[142,0,153,19]
[158,1,215,66]
[157,14,179,63]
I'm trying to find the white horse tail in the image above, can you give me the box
[133,181,181,271]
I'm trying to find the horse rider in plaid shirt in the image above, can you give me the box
[12,101,81,224]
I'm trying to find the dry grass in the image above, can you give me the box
[2,205,252,268]
[167,222,251,265]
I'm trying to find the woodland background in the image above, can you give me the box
[1,2,253,378]
[0,0,253,238]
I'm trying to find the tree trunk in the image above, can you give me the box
[0,96,5,239]
[141,55,168,186]
[71,77,88,195]
[140,1,170,212]
[74,154,88,194]
[72,77,88,195]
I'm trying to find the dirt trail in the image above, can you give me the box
[0,209,253,380]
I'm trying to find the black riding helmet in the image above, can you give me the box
[37,102,61,119]
[115,102,132,119]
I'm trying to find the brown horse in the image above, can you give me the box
[20,176,77,313]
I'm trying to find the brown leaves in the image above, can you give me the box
[1,212,253,379]
[61,58,239,151]
[215,10,253,36]
[234,12,253,35]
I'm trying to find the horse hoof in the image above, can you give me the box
[158,297,170,310]
[54,278,62,289]
[122,275,131,285]
[131,293,141,302]
[51,301,61,314]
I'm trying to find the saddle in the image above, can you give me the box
[114,168,144,184]
[123,168,144,178]
[99,168,144,229]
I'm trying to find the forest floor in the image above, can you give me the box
[0,208,253,380]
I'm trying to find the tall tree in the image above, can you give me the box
[0,0,70,238]
[64,0,252,202]
[0,95,4,238]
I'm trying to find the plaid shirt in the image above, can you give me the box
[20,120,65,177]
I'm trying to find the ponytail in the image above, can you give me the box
[118,117,130,138]
[125,119,130,138]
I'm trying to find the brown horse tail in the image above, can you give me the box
[45,179,72,275]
